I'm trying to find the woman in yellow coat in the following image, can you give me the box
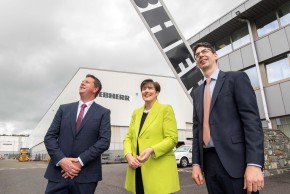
[123,79,180,194]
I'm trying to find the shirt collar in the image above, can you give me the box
[78,100,94,108]
[203,69,220,82]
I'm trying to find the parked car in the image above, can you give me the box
[173,139,192,151]
[174,145,192,167]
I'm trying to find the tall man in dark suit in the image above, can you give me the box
[190,42,264,194]
[44,74,111,194]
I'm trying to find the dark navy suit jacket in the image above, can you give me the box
[191,70,264,178]
[44,101,111,183]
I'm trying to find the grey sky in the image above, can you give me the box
[0,0,244,135]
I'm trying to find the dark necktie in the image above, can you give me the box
[203,78,211,145]
[76,104,87,132]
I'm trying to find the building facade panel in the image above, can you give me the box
[255,36,273,62]
[220,13,232,26]
[285,25,290,47]
[229,50,243,71]
[269,28,290,56]
[209,20,220,32]
[218,55,231,71]
[200,28,210,39]
[264,85,286,117]
[241,44,255,68]
[280,80,290,114]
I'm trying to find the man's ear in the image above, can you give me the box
[213,52,218,60]
[94,87,99,94]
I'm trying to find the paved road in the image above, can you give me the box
[0,159,289,194]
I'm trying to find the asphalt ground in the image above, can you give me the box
[0,159,289,194]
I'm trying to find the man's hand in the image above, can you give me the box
[59,158,81,179]
[126,154,141,169]
[244,166,264,193]
[192,165,204,185]
[137,148,154,163]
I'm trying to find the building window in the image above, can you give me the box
[215,36,232,57]
[266,55,290,83]
[276,115,290,138]
[278,1,290,27]
[232,26,250,49]
[213,26,250,56]
[256,11,279,37]
[243,66,259,88]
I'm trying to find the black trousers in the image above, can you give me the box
[203,148,259,194]
[135,167,144,194]
[45,179,98,194]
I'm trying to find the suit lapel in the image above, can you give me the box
[70,102,79,136]
[197,83,205,123]
[210,71,226,113]
[134,108,143,140]
[195,83,205,164]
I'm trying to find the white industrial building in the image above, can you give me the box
[28,68,193,162]
[0,135,29,159]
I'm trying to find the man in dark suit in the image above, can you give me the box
[190,42,264,194]
[44,74,111,194]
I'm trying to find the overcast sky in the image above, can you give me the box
[0,0,244,135]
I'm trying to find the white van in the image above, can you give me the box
[174,144,192,167]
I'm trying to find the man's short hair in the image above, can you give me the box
[140,79,161,92]
[191,42,216,55]
[86,74,102,98]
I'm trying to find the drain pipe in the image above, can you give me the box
[239,18,272,129]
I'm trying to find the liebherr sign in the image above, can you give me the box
[130,0,203,103]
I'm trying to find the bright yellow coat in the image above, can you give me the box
[123,100,180,194]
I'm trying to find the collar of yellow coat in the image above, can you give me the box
[135,99,160,138]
